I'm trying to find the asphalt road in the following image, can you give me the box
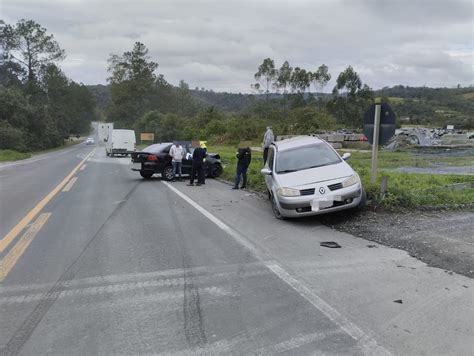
[0,131,472,355]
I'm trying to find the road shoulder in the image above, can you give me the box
[164,178,473,356]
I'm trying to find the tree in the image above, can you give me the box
[311,64,331,99]
[290,67,310,94]
[1,19,65,82]
[253,58,277,101]
[329,66,374,127]
[107,42,159,127]
[276,61,293,95]
[333,65,362,98]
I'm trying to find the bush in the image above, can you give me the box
[0,120,26,151]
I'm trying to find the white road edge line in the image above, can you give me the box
[162,181,391,356]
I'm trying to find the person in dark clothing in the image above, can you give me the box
[187,146,207,186]
[233,147,251,189]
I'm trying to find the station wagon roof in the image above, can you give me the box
[273,136,325,151]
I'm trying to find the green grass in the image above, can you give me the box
[0,150,31,162]
[0,139,85,163]
[209,145,474,210]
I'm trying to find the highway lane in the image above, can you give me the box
[0,143,94,244]
[0,144,472,355]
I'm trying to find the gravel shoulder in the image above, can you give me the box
[319,208,474,278]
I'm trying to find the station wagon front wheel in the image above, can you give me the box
[271,194,284,220]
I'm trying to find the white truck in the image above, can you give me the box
[98,122,114,144]
[106,129,136,157]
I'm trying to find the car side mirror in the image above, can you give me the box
[261,167,272,175]
[342,152,351,161]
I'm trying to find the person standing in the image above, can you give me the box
[169,142,185,181]
[233,147,251,189]
[188,146,207,186]
[263,126,274,165]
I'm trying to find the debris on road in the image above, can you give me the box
[394,299,403,304]
[320,241,342,248]
[367,244,378,248]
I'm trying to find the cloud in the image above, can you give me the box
[2,0,473,91]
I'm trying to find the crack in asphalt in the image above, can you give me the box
[165,186,208,349]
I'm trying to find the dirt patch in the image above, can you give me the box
[320,209,474,278]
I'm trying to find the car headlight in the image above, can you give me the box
[342,175,358,188]
[277,187,300,197]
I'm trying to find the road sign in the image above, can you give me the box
[363,103,396,145]
[140,133,154,141]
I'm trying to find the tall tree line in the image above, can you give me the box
[0,19,97,151]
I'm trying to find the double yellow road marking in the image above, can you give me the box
[0,149,94,281]
[0,213,51,281]
[62,177,78,192]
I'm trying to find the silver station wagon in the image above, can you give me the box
[261,136,366,219]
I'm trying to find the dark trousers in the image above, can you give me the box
[234,165,248,188]
[190,162,204,184]
[263,147,269,165]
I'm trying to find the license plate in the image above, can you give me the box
[311,198,334,211]
[131,162,141,170]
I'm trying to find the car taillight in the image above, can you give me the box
[147,154,158,161]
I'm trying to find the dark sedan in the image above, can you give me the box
[131,142,223,180]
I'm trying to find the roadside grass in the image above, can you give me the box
[209,145,474,210]
[0,150,31,162]
[0,139,85,163]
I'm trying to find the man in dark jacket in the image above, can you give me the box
[188,146,207,186]
[233,147,251,189]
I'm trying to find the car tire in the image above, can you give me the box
[356,187,367,211]
[209,163,223,178]
[140,171,153,179]
[162,165,174,181]
[270,194,285,220]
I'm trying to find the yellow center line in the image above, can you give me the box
[0,213,52,282]
[0,148,95,253]
[62,177,78,192]
[79,164,87,171]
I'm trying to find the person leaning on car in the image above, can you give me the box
[169,142,185,181]
[188,146,207,186]
[233,147,251,189]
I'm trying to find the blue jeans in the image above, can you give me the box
[234,165,248,187]
[172,161,182,179]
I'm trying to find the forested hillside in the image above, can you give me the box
[2,18,472,155]
[0,19,97,151]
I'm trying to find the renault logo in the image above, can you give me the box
[319,187,325,194]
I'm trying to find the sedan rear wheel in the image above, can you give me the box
[162,166,174,181]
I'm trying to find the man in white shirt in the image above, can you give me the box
[169,142,185,181]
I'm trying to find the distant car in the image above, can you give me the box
[131,142,223,180]
[261,136,365,219]
[85,137,95,145]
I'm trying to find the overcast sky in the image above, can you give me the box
[2,0,473,92]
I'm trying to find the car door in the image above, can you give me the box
[265,146,276,192]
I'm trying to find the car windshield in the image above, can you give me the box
[276,144,341,173]
[143,143,171,153]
